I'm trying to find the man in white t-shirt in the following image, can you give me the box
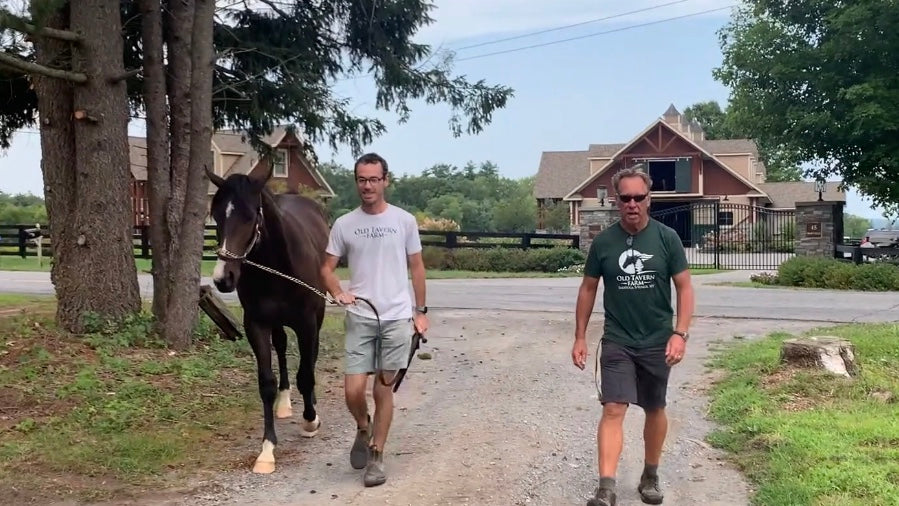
[321,152,429,488]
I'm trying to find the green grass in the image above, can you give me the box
[0,295,344,503]
[0,255,724,278]
[707,324,899,506]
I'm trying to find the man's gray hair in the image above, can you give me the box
[612,164,653,194]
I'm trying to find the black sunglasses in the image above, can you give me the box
[618,193,648,203]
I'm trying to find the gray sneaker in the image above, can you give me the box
[350,415,371,470]
[638,474,664,504]
[586,487,616,506]
[363,446,386,487]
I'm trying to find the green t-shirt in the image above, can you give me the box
[584,218,689,349]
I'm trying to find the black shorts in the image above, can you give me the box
[598,340,670,410]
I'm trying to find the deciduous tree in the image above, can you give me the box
[683,100,802,182]
[714,1,899,211]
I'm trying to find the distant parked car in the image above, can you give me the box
[865,228,899,247]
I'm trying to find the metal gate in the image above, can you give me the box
[650,201,796,270]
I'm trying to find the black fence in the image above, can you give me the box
[1,224,580,262]
[650,201,797,270]
[835,244,899,265]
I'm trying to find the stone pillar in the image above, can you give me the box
[578,206,619,253]
[794,201,844,258]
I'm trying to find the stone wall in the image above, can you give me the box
[578,206,620,253]
[794,201,844,257]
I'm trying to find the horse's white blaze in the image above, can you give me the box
[212,238,228,282]
[275,389,292,418]
[225,200,234,218]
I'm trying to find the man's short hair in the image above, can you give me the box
[354,152,389,177]
[612,164,653,194]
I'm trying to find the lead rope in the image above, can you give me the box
[221,254,399,387]
[594,339,602,402]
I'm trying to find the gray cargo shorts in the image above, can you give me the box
[344,311,413,375]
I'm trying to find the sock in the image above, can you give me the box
[643,464,658,478]
[599,476,616,490]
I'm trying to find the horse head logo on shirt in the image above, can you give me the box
[618,249,654,275]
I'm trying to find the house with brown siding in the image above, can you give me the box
[128,126,336,226]
[534,104,845,234]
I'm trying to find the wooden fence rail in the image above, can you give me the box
[1,224,580,261]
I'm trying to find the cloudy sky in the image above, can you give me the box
[0,0,885,218]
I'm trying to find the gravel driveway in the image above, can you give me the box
[113,308,829,506]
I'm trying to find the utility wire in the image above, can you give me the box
[453,0,694,51]
[455,5,737,62]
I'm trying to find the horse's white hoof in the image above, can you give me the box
[299,414,321,438]
[275,390,292,419]
[253,439,276,474]
[253,459,275,474]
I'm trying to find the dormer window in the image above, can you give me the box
[272,148,288,177]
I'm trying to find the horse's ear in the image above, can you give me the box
[206,164,225,187]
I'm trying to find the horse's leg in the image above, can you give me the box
[246,318,278,474]
[272,326,292,419]
[293,306,323,437]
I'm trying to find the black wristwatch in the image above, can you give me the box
[415,305,428,314]
[673,330,689,341]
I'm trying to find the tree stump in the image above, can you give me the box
[780,336,858,378]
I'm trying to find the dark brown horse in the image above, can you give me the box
[206,164,329,474]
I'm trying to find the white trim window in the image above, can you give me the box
[272,148,288,177]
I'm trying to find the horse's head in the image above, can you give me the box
[207,164,271,292]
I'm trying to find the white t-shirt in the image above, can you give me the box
[326,204,423,321]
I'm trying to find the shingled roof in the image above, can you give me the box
[129,126,294,182]
[535,138,761,199]
[757,181,846,208]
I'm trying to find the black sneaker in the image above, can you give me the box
[638,474,664,504]
[350,415,372,470]
[586,487,617,506]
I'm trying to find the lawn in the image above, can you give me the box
[0,293,346,504]
[0,255,724,278]
[707,323,899,505]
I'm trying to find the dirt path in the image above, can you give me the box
[106,310,828,506]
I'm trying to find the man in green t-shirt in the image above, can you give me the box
[571,165,695,506]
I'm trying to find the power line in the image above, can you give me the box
[453,0,693,51]
[455,5,737,62]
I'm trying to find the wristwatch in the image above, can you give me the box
[673,330,689,341]
[415,305,428,314]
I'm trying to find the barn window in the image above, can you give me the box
[718,211,734,226]
[272,149,289,177]
[642,158,691,193]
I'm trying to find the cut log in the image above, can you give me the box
[198,285,243,341]
[780,336,858,378]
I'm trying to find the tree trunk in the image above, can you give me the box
[139,0,170,321]
[144,0,214,349]
[31,0,140,332]
[159,0,214,349]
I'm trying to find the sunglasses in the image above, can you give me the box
[618,193,648,203]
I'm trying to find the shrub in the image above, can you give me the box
[422,246,585,272]
[775,256,899,291]
[750,272,778,285]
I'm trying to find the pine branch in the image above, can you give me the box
[0,50,87,83]
[0,10,82,42]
